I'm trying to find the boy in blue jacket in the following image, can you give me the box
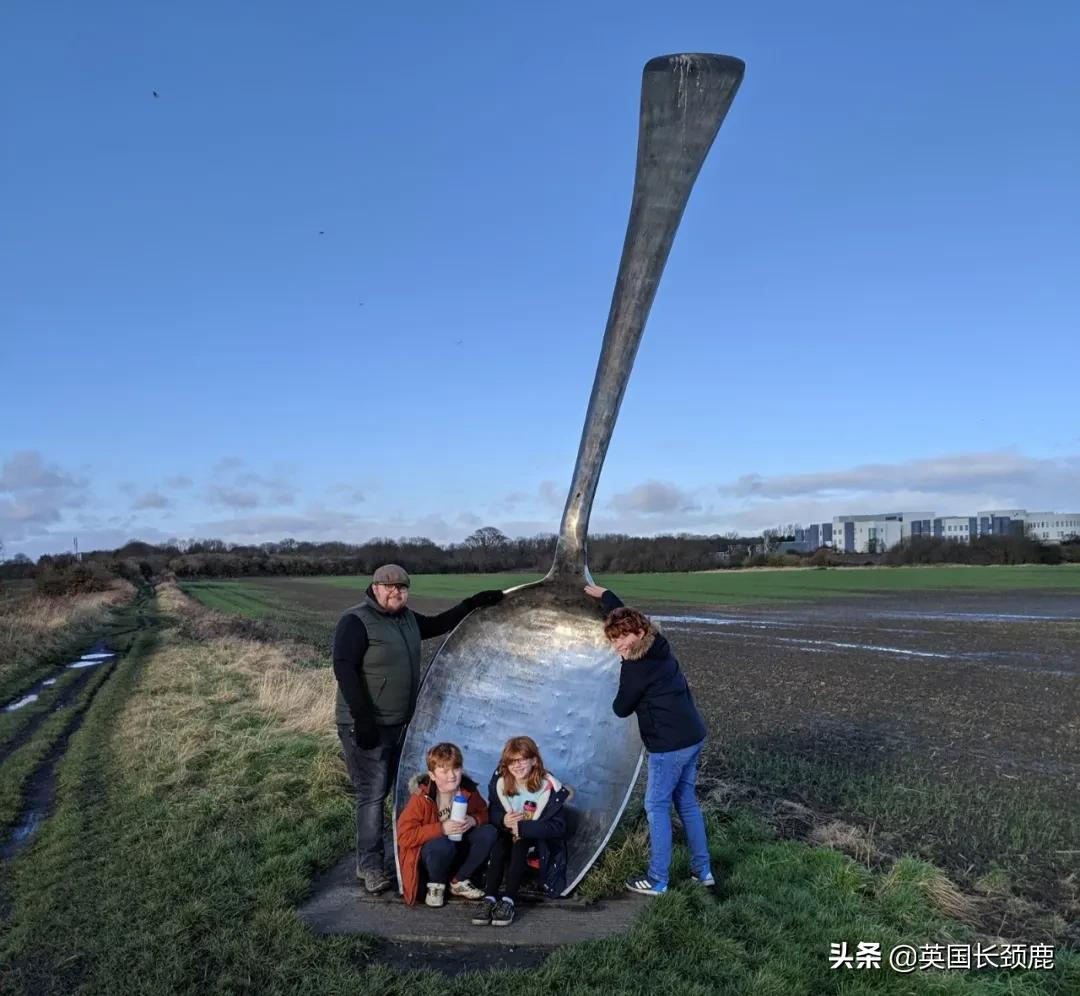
[585,585,714,895]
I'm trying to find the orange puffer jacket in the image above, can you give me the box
[396,772,489,905]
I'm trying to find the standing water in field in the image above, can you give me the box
[0,641,119,858]
[67,651,115,670]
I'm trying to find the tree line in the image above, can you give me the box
[2,528,1076,596]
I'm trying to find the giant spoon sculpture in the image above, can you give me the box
[394,54,744,894]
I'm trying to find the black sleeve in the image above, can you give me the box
[600,589,624,612]
[486,774,506,829]
[520,807,566,841]
[413,600,474,640]
[332,615,375,726]
[612,661,645,718]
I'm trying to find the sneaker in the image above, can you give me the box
[471,897,497,925]
[425,883,447,908]
[450,878,485,900]
[361,868,392,895]
[625,874,666,896]
[691,872,716,887]
[490,897,516,926]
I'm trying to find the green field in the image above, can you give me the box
[307,564,1080,604]
[179,580,284,618]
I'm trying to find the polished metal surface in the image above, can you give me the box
[549,53,744,583]
[394,53,744,894]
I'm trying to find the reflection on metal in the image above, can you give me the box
[394,53,744,894]
[396,589,642,894]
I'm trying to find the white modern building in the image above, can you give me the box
[831,511,934,553]
[814,508,1079,551]
[936,516,974,541]
[1024,512,1080,543]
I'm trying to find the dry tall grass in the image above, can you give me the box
[879,858,979,922]
[0,581,134,681]
[156,583,334,739]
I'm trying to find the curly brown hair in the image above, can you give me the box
[498,735,547,795]
[603,606,651,640]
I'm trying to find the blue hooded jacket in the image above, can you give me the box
[602,590,707,752]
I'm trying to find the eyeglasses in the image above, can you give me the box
[507,757,533,767]
[377,583,409,592]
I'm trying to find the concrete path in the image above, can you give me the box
[298,855,649,949]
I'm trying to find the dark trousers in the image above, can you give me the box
[484,830,531,900]
[420,824,498,885]
[337,722,405,875]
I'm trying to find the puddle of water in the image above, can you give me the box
[67,660,103,669]
[10,809,42,843]
[652,614,740,626]
[882,611,1080,623]
[42,678,56,686]
[0,803,46,859]
[4,694,39,712]
[679,626,957,661]
[78,652,115,661]
[778,637,954,660]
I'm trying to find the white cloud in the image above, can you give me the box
[164,475,193,489]
[206,462,298,508]
[328,483,366,505]
[609,480,700,515]
[213,457,245,475]
[0,497,62,529]
[538,480,563,509]
[0,451,82,492]
[720,451,1080,502]
[133,491,170,510]
[10,447,1078,560]
[709,450,1080,533]
[186,507,463,547]
[0,451,91,543]
[207,486,260,510]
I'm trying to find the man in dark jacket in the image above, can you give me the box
[333,563,503,893]
[585,584,714,896]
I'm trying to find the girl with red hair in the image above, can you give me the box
[472,735,571,927]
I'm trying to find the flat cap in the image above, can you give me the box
[372,563,410,586]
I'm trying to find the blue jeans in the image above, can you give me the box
[644,739,711,888]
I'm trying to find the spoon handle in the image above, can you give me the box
[548,53,745,583]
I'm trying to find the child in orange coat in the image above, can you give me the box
[396,742,496,907]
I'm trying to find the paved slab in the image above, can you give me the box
[298,856,649,948]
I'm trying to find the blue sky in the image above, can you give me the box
[3,2,1079,559]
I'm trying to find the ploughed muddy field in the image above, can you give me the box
[242,577,1079,929]
[659,589,1079,781]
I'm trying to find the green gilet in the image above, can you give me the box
[334,596,422,726]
